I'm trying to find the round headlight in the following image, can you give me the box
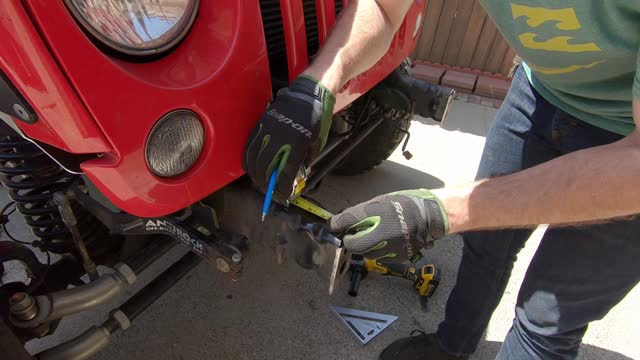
[65,0,199,57]
[146,110,204,178]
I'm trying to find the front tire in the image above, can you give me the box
[332,87,412,176]
[332,115,410,175]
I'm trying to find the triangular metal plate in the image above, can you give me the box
[330,305,398,344]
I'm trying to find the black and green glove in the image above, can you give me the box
[243,76,335,201]
[327,190,449,261]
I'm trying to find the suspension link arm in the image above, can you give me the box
[65,188,246,274]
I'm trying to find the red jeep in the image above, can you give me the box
[0,1,451,358]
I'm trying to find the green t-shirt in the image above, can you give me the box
[481,1,640,135]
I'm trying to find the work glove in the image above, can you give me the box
[327,190,449,262]
[243,76,336,201]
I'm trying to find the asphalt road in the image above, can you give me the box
[12,100,639,359]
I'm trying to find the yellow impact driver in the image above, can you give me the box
[349,255,441,311]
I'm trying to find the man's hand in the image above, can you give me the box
[327,190,449,261]
[243,76,335,200]
[433,98,640,233]
[244,0,414,199]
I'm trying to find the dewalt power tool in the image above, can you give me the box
[288,196,442,304]
[349,255,441,311]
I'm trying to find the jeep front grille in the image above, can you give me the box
[335,0,342,15]
[259,0,344,85]
[258,0,288,81]
[303,0,319,60]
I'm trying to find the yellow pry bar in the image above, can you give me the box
[291,197,333,220]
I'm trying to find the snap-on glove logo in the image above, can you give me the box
[268,109,313,138]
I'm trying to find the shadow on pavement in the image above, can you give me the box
[474,339,633,360]
[314,160,445,211]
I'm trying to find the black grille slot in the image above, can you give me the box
[303,0,319,58]
[259,0,341,85]
[259,0,289,81]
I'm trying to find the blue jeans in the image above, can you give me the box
[436,67,640,359]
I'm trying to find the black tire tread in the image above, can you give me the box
[332,116,410,176]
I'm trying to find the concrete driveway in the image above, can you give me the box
[19,101,639,359]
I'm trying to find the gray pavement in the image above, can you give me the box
[11,100,639,359]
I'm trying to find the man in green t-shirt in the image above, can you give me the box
[244,1,640,359]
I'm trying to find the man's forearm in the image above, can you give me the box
[434,132,640,233]
[303,0,413,93]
